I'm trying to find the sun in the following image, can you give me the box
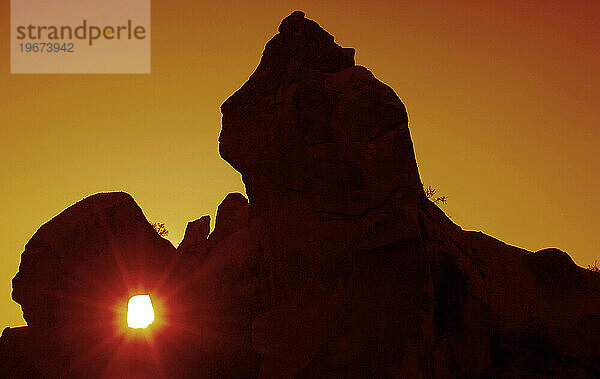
[127,294,155,329]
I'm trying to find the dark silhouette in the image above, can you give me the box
[2,11,599,378]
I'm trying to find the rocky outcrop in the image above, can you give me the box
[3,192,177,377]
[221,11,422,251]
[220,10,432,377]
[12,192,176,329]
[168,192,261,378]
[178,216,210,257]
[1,192,260,378]
[178,193,249,257]
[219,10,600,377]
[2,10,600,378]
[209,193,249,245]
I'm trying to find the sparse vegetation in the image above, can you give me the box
[150,222,169,238]
[424,185,448,205]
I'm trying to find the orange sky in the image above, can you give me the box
[1,0,598,328]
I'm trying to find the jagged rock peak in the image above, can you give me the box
[186,216,211,241]
[268,10,355,73]
[220,11,421,240]
[178,215,211,255]
[177,194,249,258]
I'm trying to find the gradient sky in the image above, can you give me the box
[1,0,598,329]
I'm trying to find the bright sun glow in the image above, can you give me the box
[127,294,154,329]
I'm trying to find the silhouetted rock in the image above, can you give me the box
[0,327,44,377]
[168,193,262,378]
[12,192,176,329]
[178,215,211,257]
[2,10,600,379]
[2,192,259,378]
[219,10,600,377]
[220,10,432,377]
[4,192,178,377]
[208,193,249,246]
[177,193,249,257]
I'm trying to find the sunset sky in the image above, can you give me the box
[1,0,598,328]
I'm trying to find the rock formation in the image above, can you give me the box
[219,10,600,377]
[1,191,260,378]
[2,192,177,377]
[178,216,210,256]
[11,192,175,329]
[2,10,600,378]
[167,191,261,378]
[177,193,248,259]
